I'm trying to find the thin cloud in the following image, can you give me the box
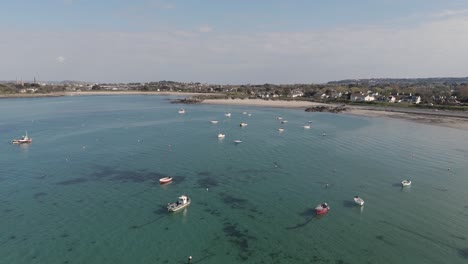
[56,56,66,63]
[432,9,468,18]
[2,13,468,83]
[198,25,213,33]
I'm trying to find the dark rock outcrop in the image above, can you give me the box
[170,98,203,104]
[305,105,346,113]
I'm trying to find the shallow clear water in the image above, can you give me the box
[1,95,467,264]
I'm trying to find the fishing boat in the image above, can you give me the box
[401,180,412,187]
[353,196,365,206]
[178,108,185,114]
[218,133,225,139]
[303,125,311,129]
[315,203,330,215]
[167,195,191,212]
[12,132,32,144]
[225,113,231,117]
[234,140,242,144]
[210,120,218,124]
[278,128,285,132]
[240,122,248,127]
[159,177,173,184]
[281,120,288,124]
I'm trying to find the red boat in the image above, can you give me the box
[159,177,173,184]
[315,203,330,215]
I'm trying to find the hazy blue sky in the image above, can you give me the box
[2,0,468,83]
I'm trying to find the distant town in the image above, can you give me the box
[1,77,467,110]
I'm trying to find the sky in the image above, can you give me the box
[2,0,468,84]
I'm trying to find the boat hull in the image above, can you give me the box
[12,140,32,144]
[167,199,191,212]
[315,204,330,215]
[159,177,173,184]
[315,208,329,215]
[354,198,364,206]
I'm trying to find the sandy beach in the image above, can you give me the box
[202,99,468,130]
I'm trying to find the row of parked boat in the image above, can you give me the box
[316,180,411,215]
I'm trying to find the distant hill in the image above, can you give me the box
[328,77,468,86]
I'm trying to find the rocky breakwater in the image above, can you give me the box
[305,105,347,113]
[170,97,203,104]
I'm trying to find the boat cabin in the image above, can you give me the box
[177,195,188,205]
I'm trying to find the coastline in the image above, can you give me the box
[1,92,467,130]
[202,99,468,130]
[0,91,212,99]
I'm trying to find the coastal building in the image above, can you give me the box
[350,93,375,102]
[291,89,304,98]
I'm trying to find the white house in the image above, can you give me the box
[291,89,304,98]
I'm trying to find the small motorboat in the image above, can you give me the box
[225,113,231,117]
[242,112,247,114]
[353,196,365,206]
[278,128,285,132]
[281,120,288,124]
[178,108,185,114]
[401,180,412,187]
[240,122,248,127]
[234,140,242,144]
[210,120,218,124]
[308,121,312,123]
[247,113,252,116]
[303,125,311,129]
[277,117,283,120]
[12,132,32,144]
[167,195,191,212]
[159,177,173,184]
[321,133,327,136]
[217,133,225,139]
[315,203,330,215]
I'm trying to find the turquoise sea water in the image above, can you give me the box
[1,95,468,264]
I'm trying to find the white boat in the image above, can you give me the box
[178,108,185,114]
[234,140,243,144]
[401,180,412,187]
[239,122,248,127]
[303,125,311,129]
[210,120,218,124]
[281,120,288,124]
[167,195,191,212]
[217,133,225,139]
[353,196,365,206]
[278,128,285,132]
[225,113,231,117]
[277,117,283,120]
[247,113,252,116]
[12,132,32,144]
[242,112,247,114]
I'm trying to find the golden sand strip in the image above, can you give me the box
[202,99,468,130]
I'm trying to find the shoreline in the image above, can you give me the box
[202,99,468,130]
[0,91,213,98]
[1,92,467,130]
